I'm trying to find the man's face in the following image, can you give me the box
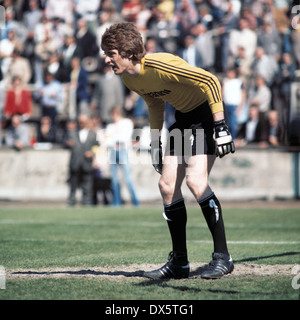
[104,49,131,75]
[78,115,88,129]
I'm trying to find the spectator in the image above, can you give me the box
[234,45,253,90]
[105,106,139,207]
[90,115,112,206]
[22,0,43,34]
[263,0,290,36]
[146,8,176,53]
[192,22,215,70]
[90,62,125,125]
[222,68,246,140]
[48,51,73,85]
[101,0,123,14]
[60,35,82,80]
[157,0,175,22]
[69,56,90,116]
[266,109,282,147]
[45,0,74,26]
[36,71,63,132]
[179,34,203,68]
[257,20,282,57]
[216,1,239,72]
[0,28,15,59]
[121,0,141,23]
[245,0,265,25]
[135,0,152,37]
[197,3,213,30]
[2,7,28,42]
[277,52,296,109]
[66,114,98,206]
[74,0,101,32]
[0,30,24,80]
[4,76,33,120]
[175,0,198,48]
[33,16,53,43]
[36,116,56,143]
[21,0,45,13]
[251,46,279,87]
[5,114,31,151]
[144,37,159,54]
[22,0,43,74]
[61,118,77,147]
[291,14,300,68]
[248,76,272,116]
[6,49,32,85]
[50,17,74,50]
[276,52,296,139]
[240,6,257,31]
[229,18,257,62]
[209,0,229,23]
[75,18,99,60]
[235,104,268,148]
[34,28,59,85]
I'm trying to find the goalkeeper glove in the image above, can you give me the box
[214,119,235,158]
[149,138,163,174]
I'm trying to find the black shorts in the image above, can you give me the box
[165,101,215,157]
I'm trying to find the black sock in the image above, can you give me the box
[198,193,229,255]
[163,198,188,264]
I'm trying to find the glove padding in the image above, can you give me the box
[149,139,163,174]
[214,120,235,158]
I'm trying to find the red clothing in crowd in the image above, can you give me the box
[4,88,32,118]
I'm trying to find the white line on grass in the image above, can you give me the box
[0,220,299,230]
[2,238,300,245]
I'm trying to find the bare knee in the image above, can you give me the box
[186,174,208,200]
[159,177,175,199]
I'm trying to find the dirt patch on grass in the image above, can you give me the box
[7,263,295,281]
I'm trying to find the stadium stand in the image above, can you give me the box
[0,0,299,149]
[0,0,299,204]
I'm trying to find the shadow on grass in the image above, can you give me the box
[134,251,300,297]
[12,251,299,279]
[134,279,241,295]
[11,251,299,298]
[11,263,210,280]
[12,269,145,278]
[233,251,300,263]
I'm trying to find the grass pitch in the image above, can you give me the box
[0,203,299,301]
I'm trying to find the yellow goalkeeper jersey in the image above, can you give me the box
[122,52,223,130]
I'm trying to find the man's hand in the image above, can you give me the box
[85,150,94,158]
[150,139,163,174]
[214,119,235,158]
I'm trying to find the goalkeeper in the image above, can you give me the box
[101,22,235,280]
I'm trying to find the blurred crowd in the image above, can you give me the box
[0,0,299,152]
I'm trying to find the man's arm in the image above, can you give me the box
[212,111,225,122]
[146,99,165,131]
[147,99,165,174]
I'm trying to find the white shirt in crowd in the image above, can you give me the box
[105,118,134,149]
